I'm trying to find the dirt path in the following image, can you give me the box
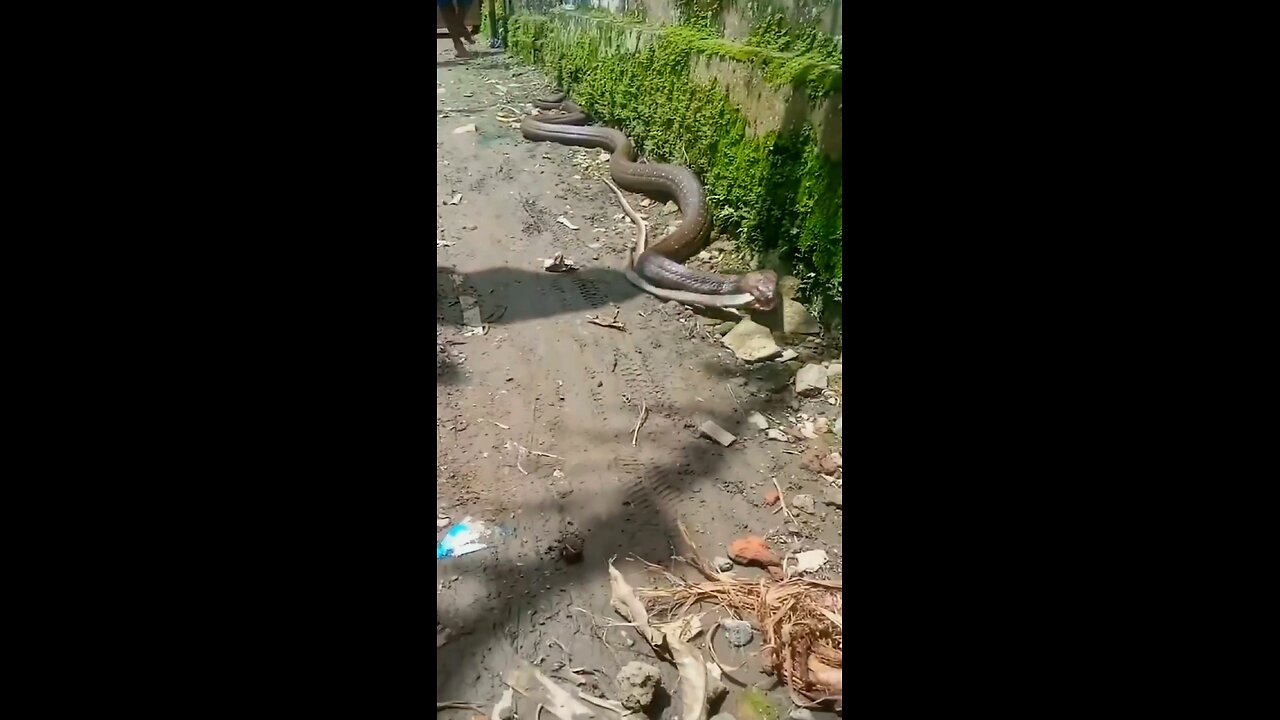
[436,39,842,717]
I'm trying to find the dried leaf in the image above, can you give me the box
[504,661,597,720]
[608,559,664,648]
[665,632,708,720]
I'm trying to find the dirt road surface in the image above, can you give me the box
[437,38,843,717]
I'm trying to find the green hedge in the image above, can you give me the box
[508,11,842,313]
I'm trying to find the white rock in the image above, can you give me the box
[765,428,791,442]
[793,549,828,574]
[795,364,829,396]
[776,348,798,362]
[827,363,842,378]
[722,317,782,362]
[747,411,770,430]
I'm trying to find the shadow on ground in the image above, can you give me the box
[437,264,782,330]
[437,264,643,326]
[435,385,796,702]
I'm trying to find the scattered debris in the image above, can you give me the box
[559,530,585,563]
[631,398,648,446]
[437,240,456,247]
[771,477,802,527]
[712,556,734,572]
[503,661,595,720]
[587,308,627,331]
[800,449,841,475]
[436,517,495,558]
[543,253,577,272]
[700,420,737,447]
[635,567,842,707]
[616,662,662,712]
[791,494,816,515]
[747,412,770,430]
[763,489,780,506]
[728,536,780,568]
[556,216,580,230]
[792,550,828,575]
[794,364,828,397]
[720,618,753,648]
[446,193,463,205]
[721,318,782,362]
[453,123,477,134]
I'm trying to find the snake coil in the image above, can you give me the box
[520,94,778,310]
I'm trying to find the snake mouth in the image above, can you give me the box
[741,270,779,311]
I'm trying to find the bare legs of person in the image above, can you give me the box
[439,1,476,59]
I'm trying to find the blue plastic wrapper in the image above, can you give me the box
[436,517,493,559]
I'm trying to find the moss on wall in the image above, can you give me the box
[508,11,841,310]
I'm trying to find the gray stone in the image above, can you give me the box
[700,420,737,447]
[789,709,814,720]
[722,318,782,362]
[827,363,842,378]
[822,487,842,508]
[791,494,816,514]
[833,414,842,438]
[782,299,820,334]
[776,348,798,362]
[795,364,828,396]
[713,556,735,572]
[720,618,753,647]
[616,661,663,711]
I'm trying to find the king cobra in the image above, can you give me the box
[520,93,779,310]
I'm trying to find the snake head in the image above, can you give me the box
[741,270,779,311]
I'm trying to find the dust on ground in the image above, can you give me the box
[437,38,842,719]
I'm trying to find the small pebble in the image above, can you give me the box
[720,618,753,647]
[713,556,734,572]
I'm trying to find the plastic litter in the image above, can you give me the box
[437,517,495,559]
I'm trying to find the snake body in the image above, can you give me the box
[520,94,778,310]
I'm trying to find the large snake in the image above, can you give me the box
[520,93,779,310]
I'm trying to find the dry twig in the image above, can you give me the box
[631,398,648,447]
[772,476,801,527]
